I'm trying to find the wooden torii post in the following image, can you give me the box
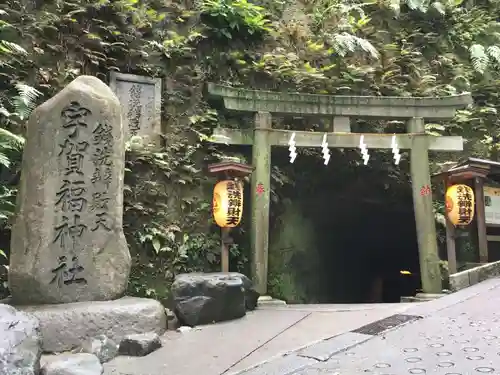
[207,83,473,296]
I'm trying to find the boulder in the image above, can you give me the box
[81,335,118,364]
[225,272,260,310]
[41,353,102,375]
[171,273,249,326]
[118,332,161,357]
[0,304,42,375]
[9,75,131,305]
[18,297,166,353]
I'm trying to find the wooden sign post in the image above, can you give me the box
[207,83,472,296]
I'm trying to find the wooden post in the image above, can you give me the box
[408,117,442,294]
[444,178,457,274]
[221,227,231,272]
[251,112,272,295]
[474,177,488,263]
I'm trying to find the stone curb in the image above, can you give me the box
[404,276,500,317]
[449,260,500,292]
[229,277,500,375]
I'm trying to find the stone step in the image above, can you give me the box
[258,296,287,306]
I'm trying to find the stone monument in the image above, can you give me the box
[8,75,131,304]
[109,71,162,147]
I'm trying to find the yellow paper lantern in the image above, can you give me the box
[445,184,475,226]
[213,180,244,228]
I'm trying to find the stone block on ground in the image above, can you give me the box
[118,332,162,357]
[172,273,249,326]
[81,335,118,364]
[165,308,180,330]
[40,353,102,375]
[0,304,42,375]
[8,75,131,305]
[18,297,166,353]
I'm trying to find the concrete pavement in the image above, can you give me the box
[103,303,415,375]
[234,277,500,375]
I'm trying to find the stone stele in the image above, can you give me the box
[9,75,131,304]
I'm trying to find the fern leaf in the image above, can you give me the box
[0,152,10,168]
[13,83,42,120]
[0,106,9,118]
[0,40,27,56]
[387,0,401,16]
[331,33,356,56]
[330,33,378,59]
[469,44,488,74]
[0,128,25,151]
[487,45,500,65]
[405,0,422,10]
[353,36,379,59]
[431,1,446,14]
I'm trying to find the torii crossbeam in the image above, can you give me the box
[207,83,473,297]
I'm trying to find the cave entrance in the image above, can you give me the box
[314,196,421,303]
[206,83,471,297]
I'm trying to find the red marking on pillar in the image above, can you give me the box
[420,184,431,196]
[256,183,265,196]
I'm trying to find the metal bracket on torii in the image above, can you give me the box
[206,83,473,297]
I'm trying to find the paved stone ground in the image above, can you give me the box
[236,277,500,375]
[103,303,414,375]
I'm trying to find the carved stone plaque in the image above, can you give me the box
[9,76,131,304]
[109,72,162,146]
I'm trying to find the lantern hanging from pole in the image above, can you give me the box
[445,184,475,226]
[213,180,244,228]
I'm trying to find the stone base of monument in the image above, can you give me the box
[16,296,167,353]
[0,303,42,375]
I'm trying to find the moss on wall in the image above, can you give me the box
[267,199,321,303]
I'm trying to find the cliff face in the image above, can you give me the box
[1,0,499,302]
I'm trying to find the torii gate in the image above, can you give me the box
[207,83,473,296]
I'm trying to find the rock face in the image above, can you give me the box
[172,272,258,326]
[18,297,167,353]
[9,75,131,305]
[41,353,102,375]
[118,332,162,357]
[81,335,118,364]
[0,304,42,375]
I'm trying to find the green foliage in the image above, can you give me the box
[200,0,272,40]
[122,139,248,302]
[0,14,40,297]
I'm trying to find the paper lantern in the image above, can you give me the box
[213,180,244,228]
[445,184,475,226]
